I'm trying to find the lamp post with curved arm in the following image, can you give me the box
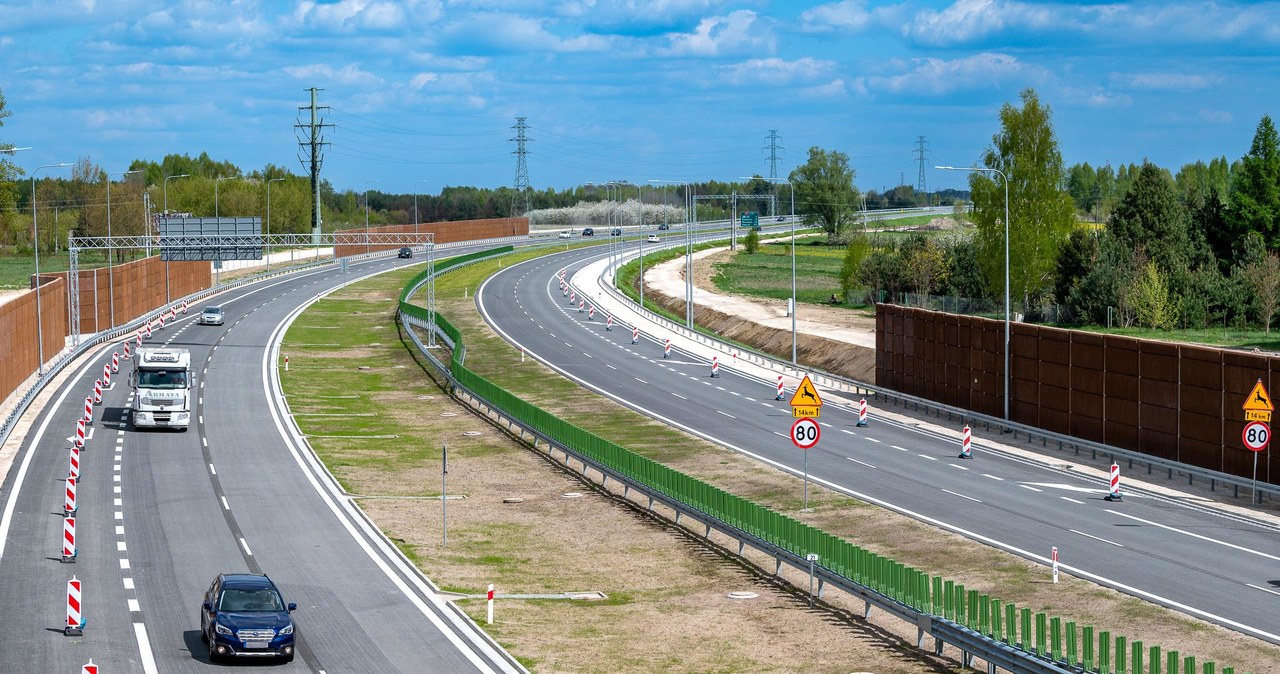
[937,164,1010,420]
[106,169,140,328]
[745,176,796,365]
[163,173,190,215]
[32,162,73,374]
[648,180,693,327]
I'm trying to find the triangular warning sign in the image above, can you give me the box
[789,375,823,407]
[1243,379,1274,411]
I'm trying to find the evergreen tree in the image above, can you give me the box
[1229,115,1280,248]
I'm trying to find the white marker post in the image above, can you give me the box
[805,553,819,606]
[1051,546,1059,584]
[441,443,449,548]
[486,583,495,624]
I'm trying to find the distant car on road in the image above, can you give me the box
[610,228,622,236]
[776,216,786,222]
[646,234,660,243]
[397,247,413,259]
[201,573,297,663]
[657,223,670,230]
[199,306,223,326]
[582,227,594,236]
[558,230,573,239]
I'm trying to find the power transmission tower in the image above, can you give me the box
[914,136,930,207]
[510,117,532,217]
[295,88,333,241]
[762,130,784,180]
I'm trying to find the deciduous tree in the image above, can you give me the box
[789,147,859,242]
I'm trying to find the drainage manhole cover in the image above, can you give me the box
[440,412,457,418]
[503,497,525,504]
[727,591,759,600]
[462,431,483,437]
[561,492,583,499]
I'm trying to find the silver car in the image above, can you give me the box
[200,306,224,326]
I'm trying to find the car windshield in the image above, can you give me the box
[204,307,221,315]
[219,588,285,612]
[137,369,187,389]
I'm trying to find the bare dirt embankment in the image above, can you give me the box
[640,249,878,382]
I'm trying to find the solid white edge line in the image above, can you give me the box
[267,275,510,673]
[479,261,1280,645]
[240,537,252,556]
[133,621,160,674]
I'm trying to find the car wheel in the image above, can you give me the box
[282,652,294,664]
[200,615,208,643]
[207,634,219,662]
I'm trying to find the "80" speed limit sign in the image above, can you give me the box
[1242,421,1270,452]
[791,417,820,450]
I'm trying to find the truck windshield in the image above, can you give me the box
[137,369,187,389]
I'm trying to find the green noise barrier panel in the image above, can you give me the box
[396,247,1250,674]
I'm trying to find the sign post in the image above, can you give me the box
[1242,380,1273,504]
[1243,420,1270,504]
[791,417,820,511]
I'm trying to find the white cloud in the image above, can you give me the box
[1110,72,1219,92]
[903,0,1058,46]
[799,0,890,33]
[406,51,489,71]
[861,52,1047,96]
[662,10,774,57]
[440,12,610,52]
[283,63,384,87]
[291,0,442,33]
[719,57,836,86]
[1199,109,1233,125]
[801,79,848,98]
[0,36,12,48]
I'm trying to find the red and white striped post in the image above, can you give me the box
[111,352,120,373]
[123,342,132,359]
[65,476,78,516]
[74,418,86,449]
[1105,462,1122,501]
[133,330,143,347]
[61,516,77,563]
[775,376,784,400]
[92,380,103,406]
[142,321,152,339]
[81,658,98,674]
[486,583,495,625]
[710,356,720,378]
[631,326,639,344]
[284,354,289,372]
[663,339,671,359]
[569,290,576,305]
[65,576,84,636]
[605,315,613,331]
[588,305,596,320]
[958,425,973,459]
[69,446,80,480]
[181,299,189,314]
[102,364,112,388]
[83,397,93,424]
[578,300,585,313]
[1051,546,1059,584]
[857,398,869,427]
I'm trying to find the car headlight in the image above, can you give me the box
[215,622,233,636]
[279,623,294,636]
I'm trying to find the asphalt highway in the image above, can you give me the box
[477,242,1280,645]
[0,251,523,673]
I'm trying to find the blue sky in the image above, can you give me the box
[1,0,1277,196]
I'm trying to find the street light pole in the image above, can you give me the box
[266,177,285,273]
[413,179,428,240]
[747,176,796,365]
[106,169,140,328]
[364,180,380,254]
[31,162,73,375]
[936,165,1011,420]
[163,173,191,215]
[648,180,692,327]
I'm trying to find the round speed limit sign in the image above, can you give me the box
[1242,421,1270,452]
[791,418,821,450]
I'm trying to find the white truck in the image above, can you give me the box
[130,347,192,431]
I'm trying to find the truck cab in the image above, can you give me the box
[131,348,192,431]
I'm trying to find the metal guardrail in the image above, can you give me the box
[398,249,1080,674]
[590,242,1280,504]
